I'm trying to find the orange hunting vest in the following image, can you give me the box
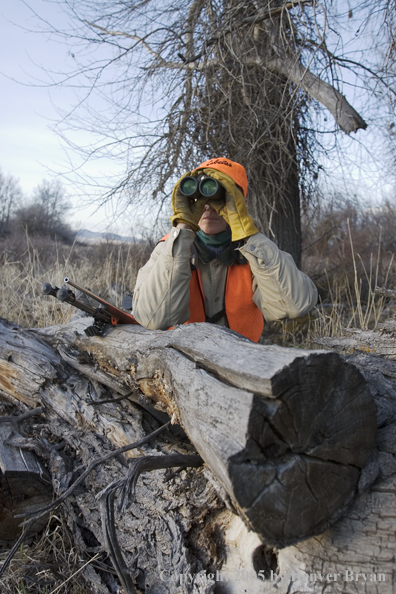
[161,234,264,342]
[189,264,264,342]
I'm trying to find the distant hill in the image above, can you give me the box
[75,229,134,243]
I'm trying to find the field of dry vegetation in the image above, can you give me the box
[265,198,396,345]
[1,198,396,347]
[0,232,155,329]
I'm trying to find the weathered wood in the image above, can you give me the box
[0,316,225,593]
[375,285,396,299]
[5,314,396,593]
[0,318,146,451]
[315,316,396,360]
[0,423,52,541]
[34,318,377,548]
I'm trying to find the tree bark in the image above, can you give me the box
[264,136,302,267]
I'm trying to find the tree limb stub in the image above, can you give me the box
[34,318,377,548]
[265,56,368,134]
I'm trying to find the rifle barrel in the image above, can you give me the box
[64,278,139,326]
[64,278,106,305]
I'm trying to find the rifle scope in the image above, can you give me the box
[57,286,73,302]
[179,175,225,201]
[42,282,57,296]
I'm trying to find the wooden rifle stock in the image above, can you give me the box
[42,278,140,336]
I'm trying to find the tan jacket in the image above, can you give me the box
[133,228,317,331]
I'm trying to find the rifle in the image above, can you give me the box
[42,277,140,337]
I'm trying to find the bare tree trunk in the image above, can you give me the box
[263,138,301,267]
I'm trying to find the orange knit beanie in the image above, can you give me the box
[194,158,248,197]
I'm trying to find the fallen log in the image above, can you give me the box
[0,316,376,550]
[315,315,396,359]
[5,315,394,594]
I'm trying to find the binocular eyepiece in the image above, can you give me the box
[179,175,225,201]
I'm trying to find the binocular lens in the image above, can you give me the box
[180,177,197,196]
[179,174,225,201]
[200,178,218,197]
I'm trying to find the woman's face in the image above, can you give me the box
[198,204,227,235]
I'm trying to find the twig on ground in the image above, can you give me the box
[0,407,45,424]
[17,420,172,523]
[101,490,138,594]
[87,394,134,406]
[115,454,203,513]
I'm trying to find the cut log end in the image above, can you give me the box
[228,352,377,547]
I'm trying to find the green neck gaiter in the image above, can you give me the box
[196,228,231,249]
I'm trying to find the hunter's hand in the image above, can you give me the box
[202,168,258,241]
[170,172,207,232]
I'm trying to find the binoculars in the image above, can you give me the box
[179,175,225,201]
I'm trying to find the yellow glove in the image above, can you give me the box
[202,168,259,241]
[170,171,207,232]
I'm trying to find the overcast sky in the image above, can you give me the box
[0,0,129,233]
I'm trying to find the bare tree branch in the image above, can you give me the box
[265,56,368,133]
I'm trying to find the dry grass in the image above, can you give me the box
[263,216,396,348]
[0,514,94,594]
[1,221,395,348]
[0,233,154,328]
